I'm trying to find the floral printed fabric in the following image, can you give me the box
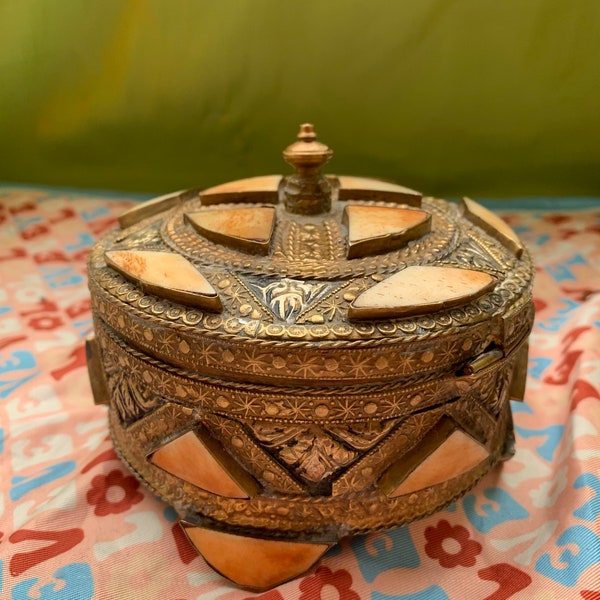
[0,187,599,600]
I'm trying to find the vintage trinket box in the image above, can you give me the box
[86,124,534,589]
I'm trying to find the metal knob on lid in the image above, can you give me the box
[282,123,333,215]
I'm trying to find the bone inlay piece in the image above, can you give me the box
[104,250,222,311]
[381,427,490,497]
[461,197,524,258]
[200,175,281,206]
[343,205,431,258]
[349,266,495,319]
[185,206,276,255]
[181,525,330,589]
[336,175,422,206]
[150,430,257,498]
[118,189,188,229]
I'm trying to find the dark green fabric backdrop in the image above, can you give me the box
[1,0,599,197]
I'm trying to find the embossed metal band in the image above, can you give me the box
[109,399,512,538]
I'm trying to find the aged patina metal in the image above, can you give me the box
[86,124,534,589]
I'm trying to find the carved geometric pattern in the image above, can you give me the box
[233,418,403,494]
[93,291,510,388]
[160,197,459,280]
[97,323,509,425]
[332,408,442,495]
[248,422,357,487]
[448,237,506,273]
[91,245,534,342]
[327,419,397,451]
[200,412,305,494]
[108,401,513,536]
[125,402,195,454]
[274,218,344,262]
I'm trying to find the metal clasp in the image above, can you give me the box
[463,347,504,375]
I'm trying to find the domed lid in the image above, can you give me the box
[88,124,533,386]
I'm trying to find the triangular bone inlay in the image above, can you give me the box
[461,197,524,258]
[343,205,431,258]
[349,265,495,319]
[379,418,490,497]
[150,430,258,498]
[336,175,422,206]
[200,175,281,206]
[104,250,222,311]
[181,524,330,589]
[185,206,276,255]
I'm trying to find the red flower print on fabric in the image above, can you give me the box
[299,565,360,600]
[424,519,482,568]
[28,314,63,330]
[87,469,144,516]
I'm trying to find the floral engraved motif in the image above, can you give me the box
[450,237,505,274]
[106,367,162,425]
[246,277,332,321]
[249,423,357,483]
[328,420,397,450]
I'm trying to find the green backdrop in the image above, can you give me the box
[1,0,599,198]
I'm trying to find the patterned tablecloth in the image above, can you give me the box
[0,187,599,600]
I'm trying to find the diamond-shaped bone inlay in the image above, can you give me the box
[461,197,524,258]
[181,524,330,589]
[336,175,422,206]
[349,265,495,319]
[104,250,222,311]
[200,175,281,206]
[343,205,431,258]
[185,206,276,255]
[379,418,489,497]
[150,430,258,498]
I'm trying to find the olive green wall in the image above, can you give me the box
[1,0,599,197]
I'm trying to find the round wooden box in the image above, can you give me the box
[86,125,534,589]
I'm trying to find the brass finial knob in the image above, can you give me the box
[282,124,333,215]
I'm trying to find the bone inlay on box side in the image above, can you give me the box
[150,430,256,499]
